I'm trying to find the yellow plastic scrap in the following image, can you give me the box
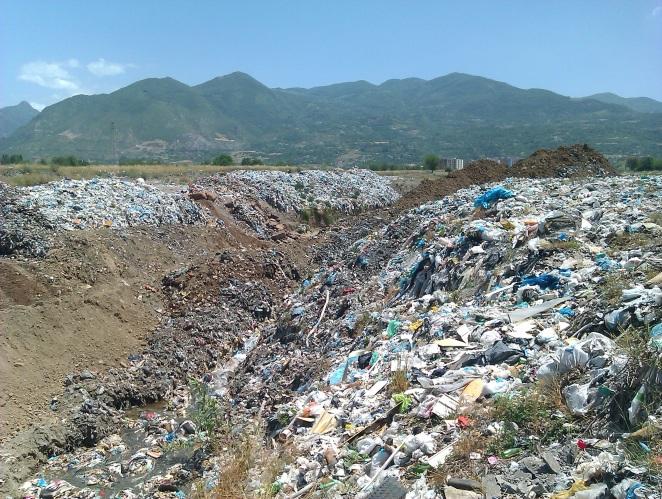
[409,319,423,332]
[311,410,337,434]
[550,480,588,499]
[461,379,484,403]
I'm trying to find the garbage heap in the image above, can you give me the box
[0,177,208,257]
[190,169,399,239]
[195,169,399,214]
[226,175,662,498]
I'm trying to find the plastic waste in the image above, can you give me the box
[611,479,643,499]
[605,308,632,332]
[386,319,401,338]
[484,341,522,365]
[522,273,560,290]
[500,448,521,458]
[473,186,515,209]
[564,383,594,415]
[557,306,575,317]
[356,437,380,455]
[649,323,662,350]
[628,384,646,425]
[369,448,391,476]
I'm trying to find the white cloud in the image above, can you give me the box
[86,58,128,77]
[28,101,45,111]
[19,60,80,92]
[653,5,662,16]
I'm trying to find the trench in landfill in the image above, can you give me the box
[37,334,261,495]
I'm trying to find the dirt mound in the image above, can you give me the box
[512,143,616,178]
[394,159,508,211]
[394,145,615,212]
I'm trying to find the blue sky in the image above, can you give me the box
[1,0,661,109]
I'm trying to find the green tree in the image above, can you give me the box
[640,157,653,171]
[423,154,440,171]
[212,154,233,166]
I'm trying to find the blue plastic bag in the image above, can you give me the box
[558,306,575,317]
[474,186,515,209]
[522,273,560,290]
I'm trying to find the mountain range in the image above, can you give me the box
[1,72,661,164]
[580,93,662,114]
[0,101,39,139]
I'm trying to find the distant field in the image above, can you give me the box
[0,163,442,187]
[0,163,323,186]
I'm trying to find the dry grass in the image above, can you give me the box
[608,231,654,252]
[648,212,662,226]
[388,356,410,395]
[429,429,487,487]
[204,422,293,498]
[548,239,581,251]
[600,272,630,306]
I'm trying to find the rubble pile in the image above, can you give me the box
[193,169,400,214]
[0,178,207,257]
[227,175,661,497]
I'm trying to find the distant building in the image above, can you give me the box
[440,158,464,170]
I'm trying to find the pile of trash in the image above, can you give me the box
[225,175,661,497]
[193,169,400,214]
[0,177,207,257]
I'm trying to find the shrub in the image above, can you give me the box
[212,154,234,166]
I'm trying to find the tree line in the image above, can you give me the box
[1,154,89,166]
[624,157,662,171]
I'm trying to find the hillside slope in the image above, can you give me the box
[0,102,39,138]
[582,92,662,113]
[2,72,661,163]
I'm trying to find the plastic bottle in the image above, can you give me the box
[500,448,521,458]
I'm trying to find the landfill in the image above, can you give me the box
[224,174,662,498]
[194,169,399,214]
[0,177,207,257]
[186,169,399,241]
[3,149,662,498]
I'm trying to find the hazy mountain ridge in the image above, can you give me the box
[0,101,39,139]
[580,92,662,114]
[2,72,661,163]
